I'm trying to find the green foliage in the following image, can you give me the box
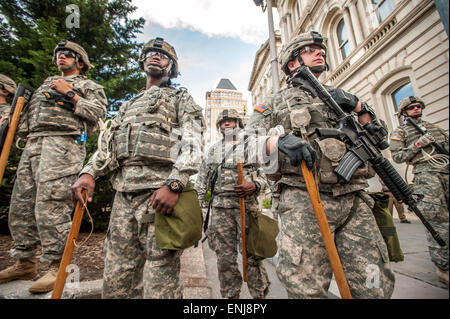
[0,0,146,234]
[262,199,272,208]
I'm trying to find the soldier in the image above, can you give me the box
[0,40,107,293]
[0,74,17,124]
[246,31,395,298]
[390,96,449,286]
[71,37,205,299]
[195,109,270,299]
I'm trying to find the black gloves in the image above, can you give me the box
[329,88,359,113]
[277,134,316,170]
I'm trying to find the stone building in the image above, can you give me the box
[249,0,449,186]
[204,78,248,147]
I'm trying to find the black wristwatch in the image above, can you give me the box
[164,179,184,193]
[65,90,76,100]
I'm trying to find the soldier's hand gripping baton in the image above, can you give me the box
[51,190,87,299]
[237,161,248,282]
[0,84,34,183]
[296,66,446,247]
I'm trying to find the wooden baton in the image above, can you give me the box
[237,161,248,282]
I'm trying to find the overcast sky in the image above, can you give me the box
[130,0,280,112]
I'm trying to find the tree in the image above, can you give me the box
[0,0,146,109]
[0,0,147,233]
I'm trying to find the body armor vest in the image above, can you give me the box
[400,120,448,169]
[27,75,86,134]
[276,86,371,185]
[115,86,180,166]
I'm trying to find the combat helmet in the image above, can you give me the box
[397,96,425,118]
[53,40,93,74]
[0,74,17,96]
[280,31,328,75]
[216,109,244,129]
[138,37,178,78]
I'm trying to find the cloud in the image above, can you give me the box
[131,0,278,45]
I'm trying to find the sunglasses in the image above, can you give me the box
[404,104,424,111]
[56,50,77,59]
[145,51,169,60]
[298,46,326,56]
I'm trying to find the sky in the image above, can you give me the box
[130,0,280,113]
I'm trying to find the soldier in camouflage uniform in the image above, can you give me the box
[195,109,270,299]
[246,31,395,298]
[72,37,205,299]
[0,74,17,124]
[390,96,449,286]
[0,40,107,293]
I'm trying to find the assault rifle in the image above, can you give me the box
[0,84,34,183]
[295,65,446,247]
[406,118,449,156]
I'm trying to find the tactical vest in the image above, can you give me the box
[27,75,87,134]
[115,86,180,166]
[400,120,448,168]
[275,86,371,185]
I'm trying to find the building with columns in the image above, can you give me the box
[249,0,449,186]
[204,78,248,147]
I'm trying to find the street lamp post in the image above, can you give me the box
[254,0,280,93]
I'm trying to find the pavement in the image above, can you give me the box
[0,208,448,299]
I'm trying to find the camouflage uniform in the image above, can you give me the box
[0,102,10,117]
[0,74,17,116]
[246,32,395,299]
[8,55,107,262]
[195,113,270,298]
[390,98,449,271]
[81,38,205,299]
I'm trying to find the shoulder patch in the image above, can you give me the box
[254,104,270,113]
[391,134,402,141]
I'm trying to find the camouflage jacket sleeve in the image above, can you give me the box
[389,126,421,164]
[245,98,281,179]
[73,80,107,134]
[168,90,206,187]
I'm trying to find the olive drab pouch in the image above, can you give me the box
[246,210,279,259]
[369,192,404,262]
[155,188,203,250]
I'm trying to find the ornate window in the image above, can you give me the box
[337,18,350,60]
[392,82,414,112]
[371,0,394,23]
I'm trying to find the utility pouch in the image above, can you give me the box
[155,188,203,250]
[246,210,279,259]
[315,138,346,184]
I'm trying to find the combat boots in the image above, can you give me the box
[0,257,38,284]
[436,267,449,287]
[28,259,60,294]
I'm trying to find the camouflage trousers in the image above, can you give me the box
[413,172,449,270]
[8,136,83,262]
[102,190,183,299]
[276,185,395,299]
[207,206,270,299]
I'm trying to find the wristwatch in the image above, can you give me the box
[164,179,184,193]
[65,90,76,100]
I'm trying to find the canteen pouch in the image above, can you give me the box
[155,188,203,250]
[369,192,404,262]
[246,210,279,259]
